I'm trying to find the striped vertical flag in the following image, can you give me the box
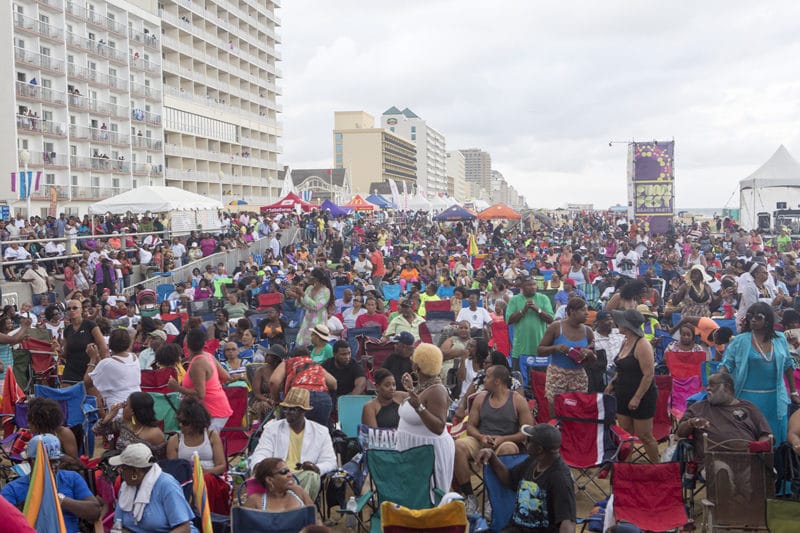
[10,171,16,193]
[192,452,213,533]
[23,439,67,533]
[468,232,479,258]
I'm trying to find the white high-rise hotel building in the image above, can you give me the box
[1,0,281,214]
[381,107,446,196]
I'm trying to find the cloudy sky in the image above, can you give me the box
[278,1,800,210]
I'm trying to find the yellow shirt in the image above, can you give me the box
[286,428,304,471]
[418,293,441,317]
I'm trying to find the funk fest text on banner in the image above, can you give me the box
[630,141,675,235]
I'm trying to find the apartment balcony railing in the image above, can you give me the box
[14,13,64,42]
[30,185,70,200]
[16,115,67,136]
[35,0,64,12]
[14,47,65,74]
[17,152,69,168]
[16,81,67,106]
[129,28,160,51]
[131,109,161,126]
[132,136,163,150]
[131,81,161,100]
[130,55,162,75]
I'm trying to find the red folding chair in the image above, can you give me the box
[529,369,550,424]
[220,386,249,456]
[22,337,59,389]
[554,392,630,503]
[140,368,177,394]
[611,462,687,531]
[363,338,397,370]
[418,322,433,344]
[611,375,673,463]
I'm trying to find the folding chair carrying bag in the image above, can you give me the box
[230,505,315,533]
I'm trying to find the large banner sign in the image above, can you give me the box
[629,141,675,235]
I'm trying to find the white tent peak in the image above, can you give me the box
[88,186,224,214]
[740,145,800,189]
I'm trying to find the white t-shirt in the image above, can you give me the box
[89,353,141,409]
[456,306,492,330]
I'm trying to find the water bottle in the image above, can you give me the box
[345,496,357,529]
[110,518,124,533]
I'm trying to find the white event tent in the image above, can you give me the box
[739,145,800,230]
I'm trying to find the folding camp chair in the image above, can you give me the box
[380,500,468,533]
[382,284,402,302]
[140,367,177,394]
[665,351,706,416]
[362,337,396,370]
[529,369,550,424]
[156,283,175,303]
[611,461,688,531]
[220,386,249,456]
[347,327,382,362]
[338,395,373,439]
[701,436,775,532]
[334,284,355,300]
[34,382,98,456]
[436,286,455,298]
[21,337,60,391]
[425,300,455,322]
[231,505,316,533]
[339,445,437,533]
[149,392,182,433]
[482,453,528,532]
[553,392,629,503]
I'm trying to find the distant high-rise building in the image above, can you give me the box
[381,107,446,196]
[459,148,491,193]
[446,150,466,202]
[333,111,416,195]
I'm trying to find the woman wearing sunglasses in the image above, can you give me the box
[721,302,799,443]
[243,457,316,515]
[61,299,107,386]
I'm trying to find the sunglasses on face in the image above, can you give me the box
[747,313,766,322]
[66,306,81,311]
[270,468,291,476]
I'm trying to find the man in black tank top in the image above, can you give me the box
[453,365,534,514]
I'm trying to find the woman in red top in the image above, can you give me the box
[169,327,233,432]
[355,297,388,333]
[268,346,337,427]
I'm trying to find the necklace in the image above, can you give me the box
[413,375,442,395]
[752,335,774,362]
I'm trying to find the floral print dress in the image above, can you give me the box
[295,286,330,347]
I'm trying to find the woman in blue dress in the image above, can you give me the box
[722,302,799,444]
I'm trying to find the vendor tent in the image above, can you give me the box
[433,204,476,221]
[477,203,522,220]
[366,194,394,209]
[739,145,800,230]
[260,192,315,213]
[320,199,351,217]
[89,186,223,214]
[406,193,431,211]
[342,195,377,211]
[430,195,450,210]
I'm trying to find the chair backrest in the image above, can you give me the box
[418,322,433,344]
[767,498,800,533]
[158,458,194,503]
[346,327,382,360]
[484,453,529,532]
[612,462,687,531]
[357,424,398,451]
[221,386,249,456]
[334,284,355,300]
[381,500,468,533]
[368,445,435,517]
[664,351,706,380]
[554,392,618,468]
[364,338,396,369]
[230,504,316,533]
[700,360,722,387]
[149,392,182,433]
[436,286,455,298]
[529,369,549,424]
[425,300,451,313]
[140,367,178,394]
[257,292,283,309]
[156,284,175,303]
[337,395,373,438]
[34,382,86,427]
[652,374,672,441]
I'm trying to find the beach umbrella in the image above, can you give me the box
[193,452,213,533]
[24,437,67,533]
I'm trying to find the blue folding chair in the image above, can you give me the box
[34,382,98,456]
[252,253,264,266]
[483,453,529,532]
[334,284,355,300]
[346,327,382,361]
[156,283,175,303]
[337,395,373,438]
[230,505,316,533]
[436,286,455,298]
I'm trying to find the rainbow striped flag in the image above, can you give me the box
[192,452,213,533]
[23,439,67,533]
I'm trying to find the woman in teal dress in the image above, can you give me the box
[722,302,799,443]
[290,268,333,348]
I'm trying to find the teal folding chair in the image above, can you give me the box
[337,395,373,438]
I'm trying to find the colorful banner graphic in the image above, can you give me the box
[630,141,675,235]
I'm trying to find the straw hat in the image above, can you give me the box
[280,387,312,411]
[309,324,331,342]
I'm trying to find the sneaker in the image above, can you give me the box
[464,494,479,516]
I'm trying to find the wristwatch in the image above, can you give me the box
[416,403,427,414]
[58,493,66,504]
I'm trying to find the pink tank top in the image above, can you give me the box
[182,352,233,418]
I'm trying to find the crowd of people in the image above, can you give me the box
[0,206,799,532]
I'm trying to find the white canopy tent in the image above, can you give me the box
[430,195,450,210]
[406,192,432,211]
[89,186,224,233]
[739,145,800,230]
[472,199,490,211]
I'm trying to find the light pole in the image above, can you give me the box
[218,170,224,204]
[145,162,152,187]
[20,149,30,218]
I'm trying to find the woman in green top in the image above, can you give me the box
[308,324,333,363]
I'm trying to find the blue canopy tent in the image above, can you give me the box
[320,199,351,217]
[433,204,476,221]
[366,194,394,209]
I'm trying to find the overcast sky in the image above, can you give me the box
[277,1,800,209]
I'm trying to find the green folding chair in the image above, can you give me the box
[767,498,800,533]
[148,392,181,433]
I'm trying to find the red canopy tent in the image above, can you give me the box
[477,203,522,220]
[260,192,315,213]
[342,194,378,211]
